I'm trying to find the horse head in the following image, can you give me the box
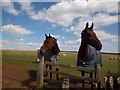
[81,22,102,51]
[40,34,60,55]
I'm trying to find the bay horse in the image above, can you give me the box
[77,22,102,88]
[39,34,60,79]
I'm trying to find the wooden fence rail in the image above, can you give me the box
[36,55,101,89]
[44,61,96,73]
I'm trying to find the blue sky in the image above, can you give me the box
[1,0,120,53]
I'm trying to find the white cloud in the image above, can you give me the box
[94,13,118,27]
[111,36,120,43]
[64,39,81,45]
[57,39,81,51]
[66,11,118,35]
[2,1,118,27]
[0,40,9,46]
[95,30,117,41]
[102,42,112,46]
[19,0,118,27]
[20,38,24,41]
[2,0,19,16]
[26,0,89,26]
[28,42,41,47]
[50,34,60,39]
[1,0,118,27]
[1,39,41,50]
[2,24,34,36]
[0,40,9,49]
[17,0,35,16]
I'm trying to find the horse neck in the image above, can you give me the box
[79,40,90,61]
[44,49,54,59]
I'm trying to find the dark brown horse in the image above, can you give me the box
[40,34,60,56]
[40,34,60,78]
[77,22,102,88]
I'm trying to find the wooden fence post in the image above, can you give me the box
[90,73,93,90]
[36,55,44,88]
[62,77,70,89]
[96,64,101,90]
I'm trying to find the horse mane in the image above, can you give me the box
[54,42,60,55]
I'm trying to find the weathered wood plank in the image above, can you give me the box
[44,61,96,73]
[96,64,100,82]
[44,69,97,82]
[36,56,44,88]
[96,64,101,89]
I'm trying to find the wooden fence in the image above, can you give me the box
[36,55,101,89]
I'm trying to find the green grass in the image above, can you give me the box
[2,50,37,69]
[2,50,36,60]
[2,50,119,87]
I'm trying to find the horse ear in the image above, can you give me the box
[48,34,52,38]
[45,34,47,37]
[90,23,94,30]
[85,22,89,29]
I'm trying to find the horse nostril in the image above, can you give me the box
[99,43,102,48]
[40,50,43,54]
[40,50,46,55]
[98,43,102,50]
[96,43,102,51]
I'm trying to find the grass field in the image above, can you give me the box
[2,50,120,87]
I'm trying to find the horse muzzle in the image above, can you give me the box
[40,49,47,55]
[96,43,102,51]
[37,49,44,55]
